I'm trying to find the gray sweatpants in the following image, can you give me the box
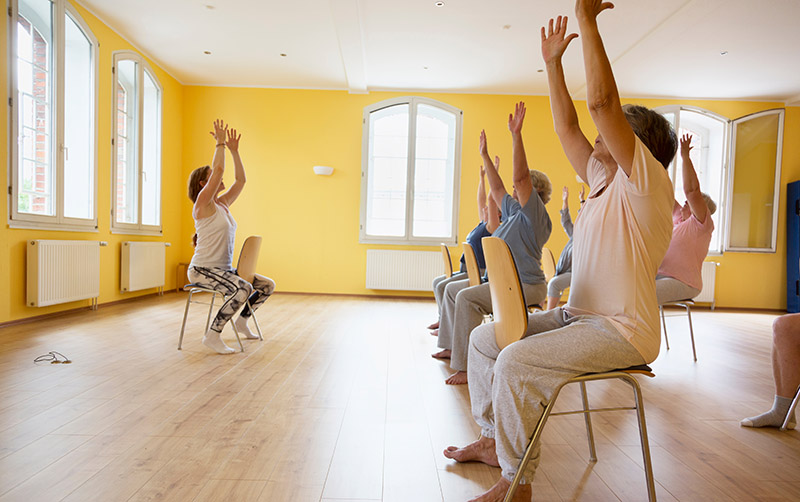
[432,272,468,315]
[467,308,645,483]
[655,275,700,304]
[438,279,546,372]
[547,272,572,298]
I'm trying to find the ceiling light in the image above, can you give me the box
[720,50,728,56]
[423,66,429,70]
[537,69,543,73]
[280,53,287,57]
[435,2,444,7]
[203,51,211,55]
[503,25,511,30]
[204,4,214,9]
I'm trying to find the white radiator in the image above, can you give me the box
[695,261,719,308]
[366,250,442,291]
[26,240,100,307]
[121,242,166,293]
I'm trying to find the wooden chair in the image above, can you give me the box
[481,237,656,502]
[659,299,697,361]
[541,246,557,284]
[463,242,482,287]
[178,236,265,352]
[440,243,454,278]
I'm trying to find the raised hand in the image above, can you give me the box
[508,101,526,135]
[575,0,614,21]
[210,119,228,144]
[680,133,693,157]
[541,16,579,65]
[562,186,569,202]
[227,128,241,152]
[479,130,489,157]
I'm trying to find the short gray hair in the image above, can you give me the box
[529,170,552,204]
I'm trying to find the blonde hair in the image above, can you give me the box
[187,165,211,203]
[529,170,552,204]
[701,192,717,215]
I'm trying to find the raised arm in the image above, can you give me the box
[486,157,501,233]
[680,134,709,222]
[477,165,488,223]
[508,102,533,207]
[218,127,246,207]
[542,16,594,181]
[576,1,637,176]
[479,130,509,208]
[561,186,574,236]
[193,119,227,218]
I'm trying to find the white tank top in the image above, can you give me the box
[190,202,237,270]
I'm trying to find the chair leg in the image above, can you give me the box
[660,305,670,350]
[229,311,245,353]
[780,385,800,431]
[248,300,264,341]
[623,374,657,502]
[685,303,697,362]
[503,387,565,502]
[178,290,194,350]
[579,381,598,462]
[205,292,217,335]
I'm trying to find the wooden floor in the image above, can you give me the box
[0,293,798,502]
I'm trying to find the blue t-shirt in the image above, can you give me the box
[491,193,552,285]
[459,221,492,272]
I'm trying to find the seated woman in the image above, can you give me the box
[186,120,275,354]
[429,164,500,333]
[545,185,584,310]
[433,103,552,385]
[741,313,799,429]
[656,133,716,304]
[443,10,676,501]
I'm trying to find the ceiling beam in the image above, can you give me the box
[330,0,368,93]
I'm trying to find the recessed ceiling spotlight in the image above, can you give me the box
[280,53,287,57]
[720,50,728,56]
[435,1,444,7]
[537,69,544,73]
[503,25,511,30]
[203,50,211,55]
[204,4,214,9]
[423,66,429,70]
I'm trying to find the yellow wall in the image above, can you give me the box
[2,5,798,324]
[181,89,799,310]
[0,1,184,322]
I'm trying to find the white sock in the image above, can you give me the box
[740,395,796,429]
[202,330,235,354]
[235,316,259,339]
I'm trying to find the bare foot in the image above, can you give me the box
[443,435,500,467]
[468,477,531,502]
[427,321,440,330]
[430,329,439,336]
[445,370,468,385]
[432,349,451,360]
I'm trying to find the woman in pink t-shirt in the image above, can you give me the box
[656,134,717,304]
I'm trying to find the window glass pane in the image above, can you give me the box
[729,111,782,249]
[63,13,93,220]
[115,59,138,224]
[16,0,54,216]
[413,104,456,238]
[677,110,726,253]
[366,104,408,237]
[141,70,161,226]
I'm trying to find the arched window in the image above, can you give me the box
[111,52,162,234]
[9,0,98,230]
[360,97,463,245]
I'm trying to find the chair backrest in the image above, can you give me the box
[441,243,453,278]
[236,236,263,284]
[542,247,556,283]
[483,237,528,350]
[463,242,482,287]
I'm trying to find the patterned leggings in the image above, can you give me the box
[188,266,276,333]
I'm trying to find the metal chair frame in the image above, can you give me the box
[782,384,800,431]
[659,299,697,361]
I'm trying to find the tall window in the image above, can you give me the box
[9,0,97,230]
[112,52,162,234]
[360,97,462,245]
[657,106,784,254]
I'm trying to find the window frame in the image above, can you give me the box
[8,0,99,231]
[110,50,163,236]
[359,96,463,246]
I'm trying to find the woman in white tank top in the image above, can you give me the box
[186,120,275,354]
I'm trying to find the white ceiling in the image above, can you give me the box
[76,0,800,104]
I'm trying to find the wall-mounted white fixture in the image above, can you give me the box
[313,165,334,176]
